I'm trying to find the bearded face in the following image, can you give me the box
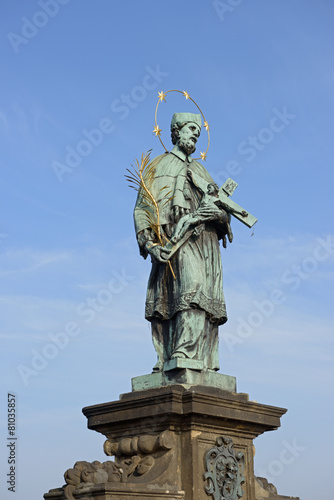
[176,122,201,155]
[178,138,196,155]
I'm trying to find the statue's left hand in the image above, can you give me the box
[197,205,233,248]
[196,203,228,222]
[222,221,233,248]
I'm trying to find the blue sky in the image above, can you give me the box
[0,1,333,499]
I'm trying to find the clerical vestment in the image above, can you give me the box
[134,146,227,327]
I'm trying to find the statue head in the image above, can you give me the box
[170,112,202,155]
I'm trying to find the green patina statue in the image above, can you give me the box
[134,112,233,373]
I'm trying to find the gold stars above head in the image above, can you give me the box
[158,91,166,102]
[153,125,162,137]
[153,89,210,159]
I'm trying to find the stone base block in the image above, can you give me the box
[132,367,237,392]
[80,385,286,500]
[45,483,185,499]
[44,384,296,500]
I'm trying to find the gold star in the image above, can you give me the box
[183,90,190,100]
[153,125,162,137]
[158,91,166,102]
[200,152,207,161]
[204,120,209,131]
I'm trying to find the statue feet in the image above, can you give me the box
[171,352,186,359]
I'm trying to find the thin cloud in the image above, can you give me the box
[0,248,73,276]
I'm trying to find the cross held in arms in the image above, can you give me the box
[164,176,257,260]
[217,177,257,228]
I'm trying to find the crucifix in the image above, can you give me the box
[217,177,257,228]
[165,176,257,259]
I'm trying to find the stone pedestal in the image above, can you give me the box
[44,383,290,500]
[85,385,286,500]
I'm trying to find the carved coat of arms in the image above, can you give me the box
[204,436,245,500]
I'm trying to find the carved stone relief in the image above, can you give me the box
[57,430,175,500]
[204,436,245,500]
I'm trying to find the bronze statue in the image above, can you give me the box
[133,112,232,372]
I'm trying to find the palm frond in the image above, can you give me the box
[126,150,176,279]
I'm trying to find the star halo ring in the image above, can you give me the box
[154,90,210,161]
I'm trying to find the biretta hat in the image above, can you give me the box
[170,112,202,130]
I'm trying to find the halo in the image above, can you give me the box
[153,90,210,161]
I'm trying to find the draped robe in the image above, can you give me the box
[134,146,227,370]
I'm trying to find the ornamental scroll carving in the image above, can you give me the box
[204,436,245,500]
[60,430,174,500]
